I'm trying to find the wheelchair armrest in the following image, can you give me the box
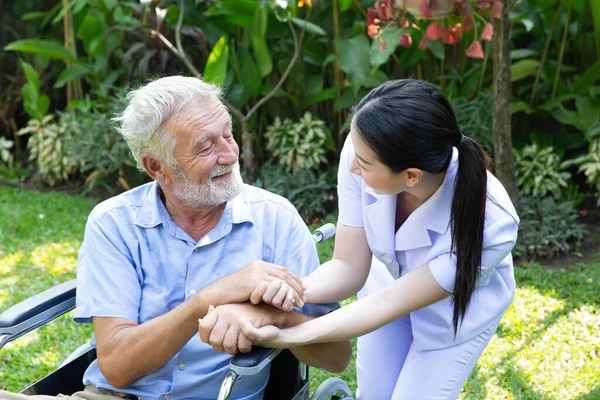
[0,279,77,350]
[229,347,282,376]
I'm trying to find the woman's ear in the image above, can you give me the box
[404,168,423,188]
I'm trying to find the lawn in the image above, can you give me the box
[1,187,599,398]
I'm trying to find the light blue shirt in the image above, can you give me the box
[74,181,335,400]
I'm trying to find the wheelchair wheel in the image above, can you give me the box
[310,377,354,400]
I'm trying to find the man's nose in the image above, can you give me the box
[217,141,239,165]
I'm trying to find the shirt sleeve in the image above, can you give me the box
[272,208,340,316]
[337,135,364,228]
[74,213,142,324]
[428,216,519,292]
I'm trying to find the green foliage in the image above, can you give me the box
[17,115,81,186]
[0,137,13,164]
[253,160,336,223]
[449,89,494,150]
[514,144,570,199]
[514,196,588,260]
[265,112,334,173]
[564,139,600,206]
[19,61,50,121]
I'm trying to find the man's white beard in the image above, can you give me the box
[172,162,243,208]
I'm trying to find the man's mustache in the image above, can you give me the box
[210,162,239,178]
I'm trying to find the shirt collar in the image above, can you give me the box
[134,181,254,228]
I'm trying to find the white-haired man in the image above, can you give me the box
[0,76,351,400]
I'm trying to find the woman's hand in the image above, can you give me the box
[239,318,290,348]
[250,279,306,311]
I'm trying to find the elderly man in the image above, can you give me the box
[0,76,350,400]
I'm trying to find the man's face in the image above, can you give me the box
[164,98,243,208]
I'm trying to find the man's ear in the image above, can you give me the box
[141,154,171,185]
[405,168,423,188]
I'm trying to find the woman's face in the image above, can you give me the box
[349,123,409,195]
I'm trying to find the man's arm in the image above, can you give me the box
[199,303,352,374]
[94,261,307,389]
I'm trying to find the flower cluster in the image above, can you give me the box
[367,0,504,59]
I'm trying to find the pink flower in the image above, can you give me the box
[465,40,484,58]
[491,0,503,19]
[441,24,463,45]
[426,22,443,40]
[481,23,493,41]
[419,36,429,49]
[399,33,413,47]
[367,8,381,38]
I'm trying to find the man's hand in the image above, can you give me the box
[198,302,283,355]
[219,260,306,308]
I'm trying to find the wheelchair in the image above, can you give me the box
[0,224,354,400]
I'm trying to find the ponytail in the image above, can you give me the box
[450,135,489,335]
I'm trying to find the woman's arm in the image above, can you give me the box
[302,223,373,303]
[251,223,373,308]
[240,263,451,347]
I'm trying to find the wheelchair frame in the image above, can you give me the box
[0,224,353,400]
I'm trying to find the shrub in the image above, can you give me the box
[265,112,335,173]
[17,115,81,186]
[253,160,336,224]
[514,144,570,199]
[564,139,600,206]
[514,195,588,260]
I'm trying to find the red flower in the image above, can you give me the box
[367,8,381,38]
[465,40,484,58]
[579,209,588,217]
[441,24,463,45]
[399,33,413,47]
[419,36,429,49]
[426,22,443,40]
[491,0,503,19]
[481,23,493,41]
[297,0,312,7]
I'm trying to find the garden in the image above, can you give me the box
[1,0,599,398]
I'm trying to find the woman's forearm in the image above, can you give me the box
[287,264,450,346]
[302,258,370,304]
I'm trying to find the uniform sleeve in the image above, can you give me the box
[273,208,339,316]
[428,216,519,292]
[74,214,142,324]
[337,135,364,228]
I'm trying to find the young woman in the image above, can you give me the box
[240,79,519,399]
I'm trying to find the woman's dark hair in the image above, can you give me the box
[353,79,489,335]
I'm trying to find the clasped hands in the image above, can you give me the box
[198,260,306,355]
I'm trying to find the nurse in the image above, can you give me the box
[238,79,519,399]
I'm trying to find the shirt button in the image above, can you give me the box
[189,289,196,296]
[179,362,186,370]
[194,247,200,252]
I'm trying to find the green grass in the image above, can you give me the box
[1,187,599,399]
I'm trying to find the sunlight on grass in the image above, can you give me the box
[30,242,79,275]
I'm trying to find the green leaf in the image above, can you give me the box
[77,15,105,56]
[592,0,600,58]
[586,121,600,138]
[576,96,600,130]
[251,3,268,38]
[5,39,76,62]
[538,94,578,111]
[336,35,370,90]
[573,61,600,94]
[511,100,534,114]
[340,0,352,12]
[250,36,272,78]
[305,87,338,108]
[511,59,540,82]
[364,70,389,88]
[204,36,229,87]
[37,94,50,116]
[427,39,445,60]
[239,49,261,97]
[552,107,583,130]
[369,29,403,70]
[334,88,362,111]
[54,64,92,88]
[290,17,327,36]
[22,11,47,20]
[510,49,538,60]
[20,61,40,93]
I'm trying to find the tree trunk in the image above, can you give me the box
[492,1,519,209]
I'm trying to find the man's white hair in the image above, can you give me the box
[114,76,222,169]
